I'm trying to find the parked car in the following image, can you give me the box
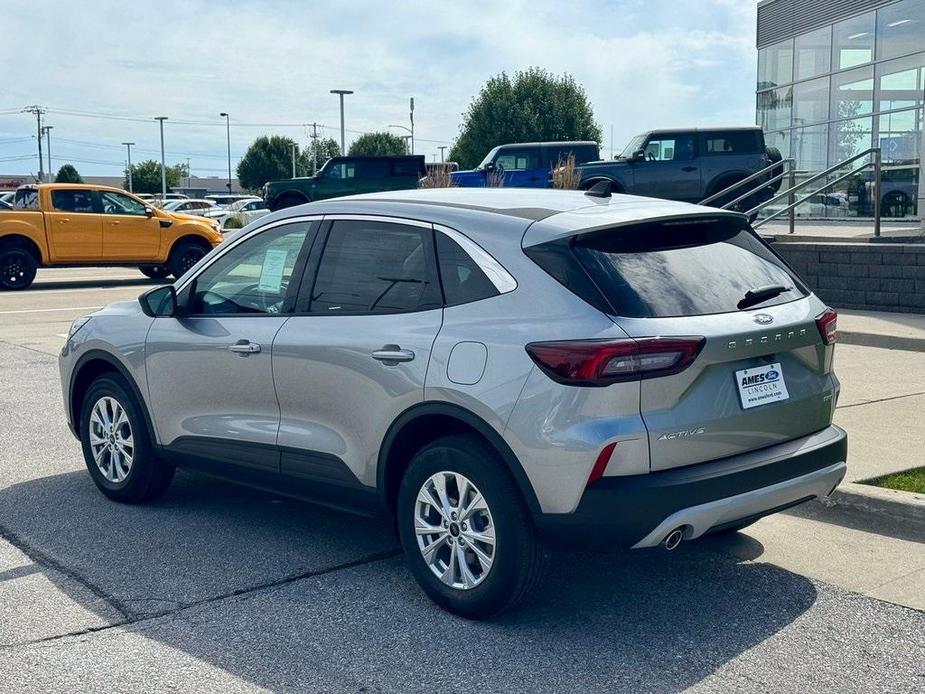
[576,127,784,216]
[264,156,426,211]
[161,199,219,216]
[0,191,15,206]
[0,199,11,211]
[204,194,261,208]
[203,197,270,229]
[0,184,223,289]
[60,187,846,618]
[450,141,600,188]
[151,193,190,206]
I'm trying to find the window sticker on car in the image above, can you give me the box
[258,249,288,291]
[735,362,790,409]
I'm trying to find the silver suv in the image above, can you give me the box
[59,188,847,618]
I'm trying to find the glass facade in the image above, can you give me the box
[757,0,924,217]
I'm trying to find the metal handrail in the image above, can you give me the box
[698,158,792,206]
[701,146,883,237]
[751,162,872,228]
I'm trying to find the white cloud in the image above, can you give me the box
[0,0,757,175]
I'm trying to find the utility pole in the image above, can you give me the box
[290,142,298,178]
[310,122,319,173]
[330,89,353,155]
[409,97,414,155]
[122,142,135,192]
[219,112,232,192]
[186,158,191,189]
[438,145,446,163]
[23,105,46,182]
[155,116,168,198]
[610,124,614,159]
[41,125,53,175]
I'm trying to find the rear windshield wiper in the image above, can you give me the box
[737,284,792,310]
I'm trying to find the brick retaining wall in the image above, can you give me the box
[771,242,925,313]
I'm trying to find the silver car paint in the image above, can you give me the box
[60,188,844,538]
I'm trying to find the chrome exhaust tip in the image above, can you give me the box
[662,528,684,551]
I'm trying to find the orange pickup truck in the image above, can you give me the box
[0,184,224,290]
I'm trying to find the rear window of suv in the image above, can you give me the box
[571,221,807,318]
[700,131,762,155]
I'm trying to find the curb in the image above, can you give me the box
[821,482,925,531]
[838,330,925,352]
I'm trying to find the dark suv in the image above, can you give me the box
[265,156,426,211]
[576,127,783,212]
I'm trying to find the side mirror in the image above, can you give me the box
[145,207,155,217]
[632,150,646,162]
[139,285,177,318]
[483,162,495,172]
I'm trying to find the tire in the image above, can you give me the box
[766,146,783,192]
[397,434,547,619]
[271,193,309,212]
[139,264,171,280]
[882,191,911,218]
[79,376,175,503]
[167,240,210,279]
[0,245,37,290]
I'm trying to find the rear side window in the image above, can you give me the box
[436,233,499,306]
[308,221,441,314]
[51,189,95,213]
[356,160,389,177]
[495,148,540,171]
[700,131,762,155]
[572,222,807,318]
[13,189,38,210]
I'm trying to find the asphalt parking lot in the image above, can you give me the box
[1,269,924,693]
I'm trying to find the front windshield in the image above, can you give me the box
[619,134,646,159]
[477,147,500,170]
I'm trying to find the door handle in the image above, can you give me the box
[371,345,415,363]
[228,340,261,355]
[681,166,697,172]
[59,218,70,224]
[110,220,121,225]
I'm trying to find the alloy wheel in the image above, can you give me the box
[88,396,134,484]
[414,471,495,590]
[2,253,27,288]
[180,249,205,273]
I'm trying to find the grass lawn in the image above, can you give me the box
[862,467,925,494]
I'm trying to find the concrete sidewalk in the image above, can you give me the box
[761,219,923,243]
[838,309,925,351]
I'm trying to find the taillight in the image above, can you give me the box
[816,308,837,345]
[525,337,705,386]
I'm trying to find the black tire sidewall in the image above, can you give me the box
[397,437,538,618]
[169,242,208,279]
[0,247,37,290]
[79,376,167,502]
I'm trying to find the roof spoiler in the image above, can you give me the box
[584,181,611,199]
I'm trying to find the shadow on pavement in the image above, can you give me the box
[0,468,820,692]
[29,277,165,291]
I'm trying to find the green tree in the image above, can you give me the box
[302,137,340,174]
[348,131,408,157]
[124,160,187,194]
[449,68,602,169]
[236,135,298,191]
[54,164,83,183]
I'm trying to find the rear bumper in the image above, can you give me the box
[535,425,847,549]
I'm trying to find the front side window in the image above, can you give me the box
[101,191,147,216]
[324,163,356,179]
[307,221,440,314]
[51,189,95,213]
[186,222,312,315]
[643,135,694,161]
[494,148,540,171]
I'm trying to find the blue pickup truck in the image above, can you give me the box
[450,141,600,188]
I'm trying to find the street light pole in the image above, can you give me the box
[122,142,135,192]
[220,112,232,192]
[155,116,168,199]
[290,142,298,178]
[409,97,414,155]
[41,126,53,175]
[330,89,353,155]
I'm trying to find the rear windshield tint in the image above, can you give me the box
[573,221,806,318]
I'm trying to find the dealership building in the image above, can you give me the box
[756,0,924,219]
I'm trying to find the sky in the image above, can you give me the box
[0,0,758,179]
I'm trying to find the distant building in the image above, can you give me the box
[0,173,243,195]
[756,0,923,218]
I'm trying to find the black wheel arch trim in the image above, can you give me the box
[68,349,157,444]
[377,401,542,518]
